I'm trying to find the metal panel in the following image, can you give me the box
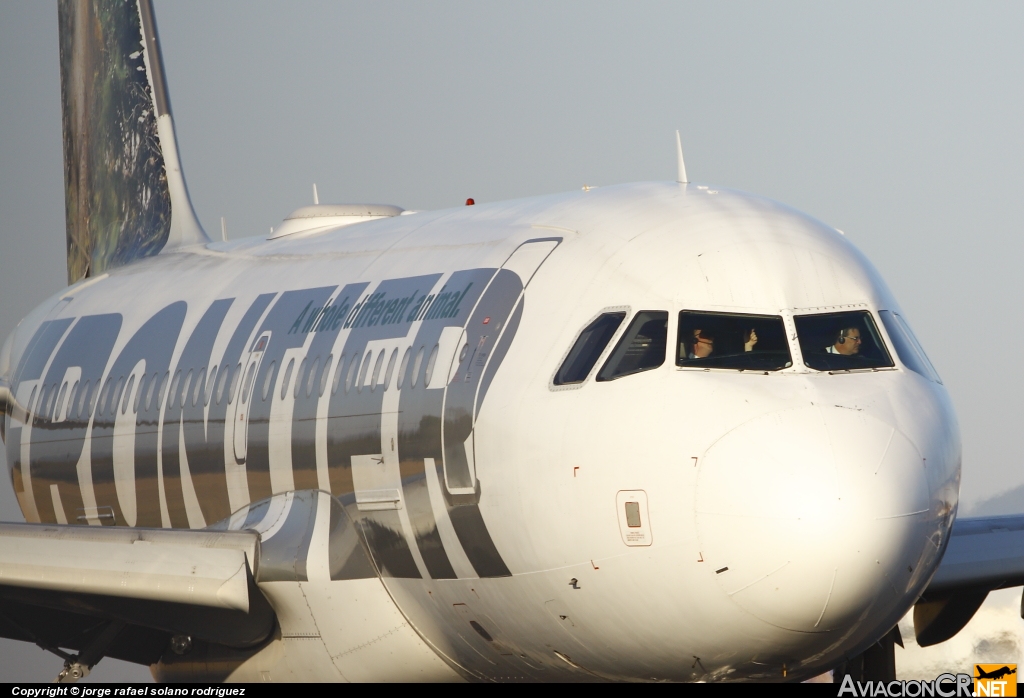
[0,523,259,611]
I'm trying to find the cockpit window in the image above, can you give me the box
[676,312,792,371]
[554,312,626,385]
[597,311,668,381]
[878,310,941,383]
[793,310,894,371]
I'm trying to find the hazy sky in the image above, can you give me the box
[2,0,1024,682]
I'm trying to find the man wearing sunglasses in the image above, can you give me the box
[688,329,715,359]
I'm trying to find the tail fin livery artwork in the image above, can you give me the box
[58,0,205,285]
[0,0,1018,685]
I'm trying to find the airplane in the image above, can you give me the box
[1,0,1022,684]
[975,666,1017,681]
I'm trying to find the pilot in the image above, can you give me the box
[744,328,758,352]
[827,327,863,356]
[688,329,715,358]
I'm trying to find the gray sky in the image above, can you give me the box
[2,0,1024,682]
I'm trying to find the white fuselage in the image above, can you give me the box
[0,182,960,681]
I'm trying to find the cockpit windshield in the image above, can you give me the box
[793,310,894,371]
[676,312,792,371]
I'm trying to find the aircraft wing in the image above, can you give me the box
[914,514,1024,646]
[0,522,274,672]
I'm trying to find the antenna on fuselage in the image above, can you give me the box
[676,130,688,184]
[313,183,320,205]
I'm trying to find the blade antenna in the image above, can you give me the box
[313,183,319,205]
[676,130,689,184]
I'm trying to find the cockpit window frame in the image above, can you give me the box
[549,306,631,391]
[675,310,794,373]
[877,309,942,383]
[597,310,670,382]
[791,306,897,375]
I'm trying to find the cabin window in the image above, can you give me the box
[145,373,158,411]
[44,384,57,419]
[597,312,668,381]
[227,364,240,404]
[77,381,90,418]
[877,310,941,383]
[112,376,126,415]
[121,375,135,414]
[262,361,277,401]
[33,385,42,414]
[55,383,69,420]
[281,359,295,399]
[205,366,218,406]
[46,383,56,417]
[193,368,206,407]
[157,371,170,408]
[67,381,80,419]
[383,349,398,391]
[411,346,426,388]
[370,351,385,391]
[677,312,792,371]
[306,357,320,397]
[88,380,99,417]
[37,384,48,419]
[794,311,893,372]
[133,375,145,413]
[360,351,376,392]
[35,385,46,418]
[331,354,345,395]
[180,371,192,409]
[554,312,626,385]
[215,366,229,405]
[424,344,439,387]
[345,352,361,393]
[320,355,333,397]
[397,348,412,389]
[294,358,308,399]
[167,371,180,409]
[97,379,112,416]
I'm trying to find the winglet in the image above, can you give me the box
[676,130,688,184]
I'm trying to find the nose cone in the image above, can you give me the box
[695,405,943,634]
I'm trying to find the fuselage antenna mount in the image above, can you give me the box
[676,130,689,184]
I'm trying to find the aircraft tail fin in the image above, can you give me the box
[59,0,208,285]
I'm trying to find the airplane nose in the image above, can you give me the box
[695,405,939,634]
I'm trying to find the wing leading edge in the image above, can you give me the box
[0,523,274,680]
